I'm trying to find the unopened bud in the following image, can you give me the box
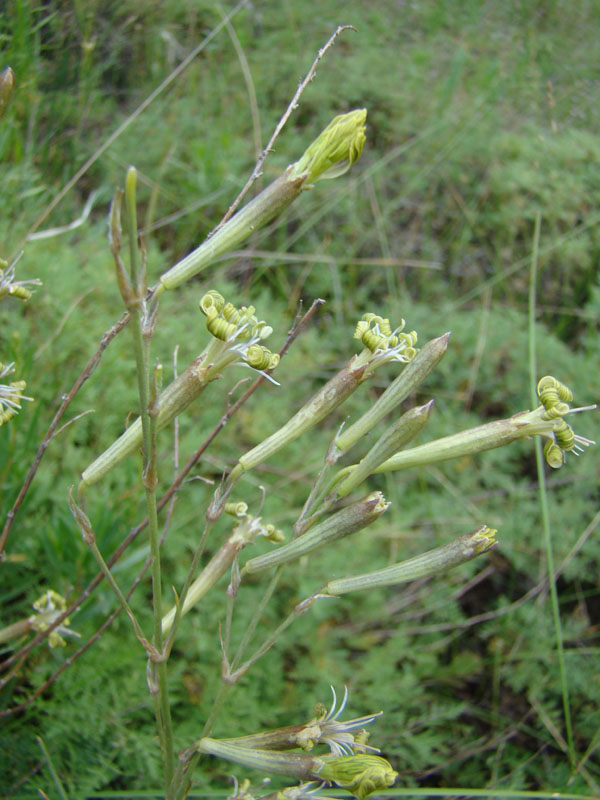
[291,109,367,183]
[0,67,15,121]
[316,754,397,800]
[158,112,366,293]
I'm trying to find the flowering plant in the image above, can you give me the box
[0,30,596,800]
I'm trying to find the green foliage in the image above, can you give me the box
[1,0,599,797]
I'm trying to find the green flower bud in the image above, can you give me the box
[0,67,15,121]
[290,109,367,182]
[225,501,249,517]
[316,754,397,800]
[544,439,565,469]
[157,111,367,293]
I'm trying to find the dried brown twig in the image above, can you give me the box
[0,312,130,559]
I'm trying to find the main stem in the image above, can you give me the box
[125,169,175,792]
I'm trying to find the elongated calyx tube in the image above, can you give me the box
[161,511,283,634]
[242,491,389,576]
[196,738,319,780]
[212,358,371,509]
[195,739,396,799]
[81,292,279,487]
[325,525,498,595]
[373,379,595,474]
[161,534,242,636]
[81,351,220,486]
[157,110,366,292]
[334,332,450,453]
[208,311,419,518]
[332,401,434,499]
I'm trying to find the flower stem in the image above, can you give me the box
[124,169,174,790]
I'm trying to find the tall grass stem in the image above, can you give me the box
[528,211,576,769]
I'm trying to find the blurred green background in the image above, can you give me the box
[0,1,598,797]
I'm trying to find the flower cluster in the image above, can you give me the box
[81,290,281,486]
[0,362,32,426]
[0,254,42,303]
[199,290,280,376]
[536,376,595,468]
[31,589,79,648]
[0,254,39,426]
[196,688,397,800]
[299,686,383,756]
[354,312,417,359]
[351,312,418,376]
